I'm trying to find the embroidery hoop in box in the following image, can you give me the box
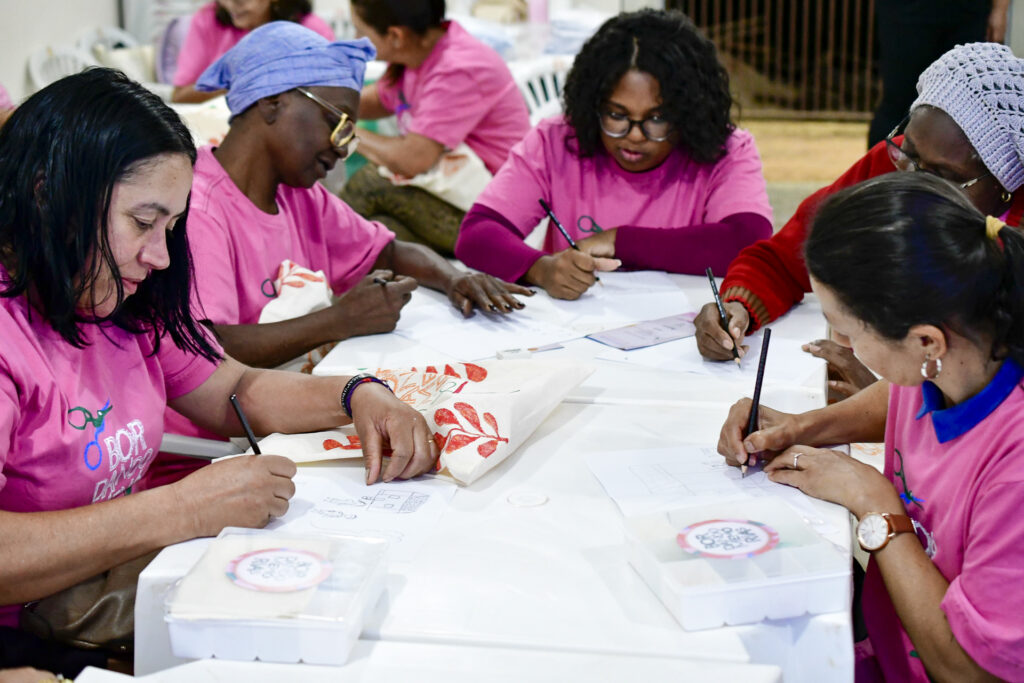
[225,547,333,592]
[676,519,780,560]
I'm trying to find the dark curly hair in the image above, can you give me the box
[0,68,219,362]
[350,0,446,84]
[215,0,313,26]
[563,9,734,165]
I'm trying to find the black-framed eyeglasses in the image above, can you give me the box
[885,115,990,190]
[598,110,672,142]
[296,87,359,159]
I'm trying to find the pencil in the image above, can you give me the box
[373,277,389,286]
[705,267,741,366]
[742,327,771,476]
[229,393,261,455]
[538,198,601,283]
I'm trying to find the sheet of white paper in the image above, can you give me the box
[269,470,458,563]
[390,276,692,360]
[586,447,838,537]
[594,330,823,387]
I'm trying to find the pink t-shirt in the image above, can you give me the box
[0,83,12,110]
[861,360,1024,681]
[375,20,529,174]
[0,278,219,626]
[173,2,334,87]
[475,117,772,254]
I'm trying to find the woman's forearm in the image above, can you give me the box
[796,378,890,445]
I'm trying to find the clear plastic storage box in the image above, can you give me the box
[165,528,387,665]
[625,498,850,631]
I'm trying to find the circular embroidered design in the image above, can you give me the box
[226,548,332,592]
[676,519,779,559]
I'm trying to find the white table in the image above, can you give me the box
[136,274,853,680]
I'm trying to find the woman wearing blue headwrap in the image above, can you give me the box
[145,21,533,489]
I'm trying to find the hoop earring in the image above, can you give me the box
[1001,190,1013,204]
[920,357,942,380]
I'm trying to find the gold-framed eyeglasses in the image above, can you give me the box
[598,110,673,142]
[296,87,359,159]
[885,115,990,190]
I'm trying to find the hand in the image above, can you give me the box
[695,301,749,361]
[329,270,418,338]
[764,446,900,518]
[717,399,803,469]
[802,339,877,400]
[175,455,298,537]
[525,250,621,300]
[349,381,438,484]
[0,108,13,130]
[577,228,618,259]
[0,668,59,683]
[445,272,534,317]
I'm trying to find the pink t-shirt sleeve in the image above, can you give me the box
[0,371,18,490]
[149,328,222,401]
[312,184,395,292]
[941,479,1024,679]
[186,206,243,325]
[473,125,551,236]
[173,3,223,87]
[701,129,773,224]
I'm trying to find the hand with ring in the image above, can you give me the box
[764,446,900,517]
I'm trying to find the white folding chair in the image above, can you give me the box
[509,55,573,126]
[28,46,100,91]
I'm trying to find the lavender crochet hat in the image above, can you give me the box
[913,42,1024,193]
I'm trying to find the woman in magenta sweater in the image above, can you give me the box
[454,10,773,300]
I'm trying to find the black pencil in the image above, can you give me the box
[229,393,261,455]
[705,267,741,365]
[538,198,601,283]
[742,327,771,476]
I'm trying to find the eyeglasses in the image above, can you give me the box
[598,110,672,142]
[296,87,359,159]
[885,115,990,190]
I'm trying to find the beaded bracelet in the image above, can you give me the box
[341,373,392,418]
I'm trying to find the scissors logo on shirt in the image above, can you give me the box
[893,447,925,509]
[395,92,412,133]
[576,215,604,234]
[68,400,113,471]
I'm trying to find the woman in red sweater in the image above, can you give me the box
[696,43,1024,387]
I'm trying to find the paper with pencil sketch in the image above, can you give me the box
[586,446,839,536]
[391,275,692,360]
[586,312,697,351]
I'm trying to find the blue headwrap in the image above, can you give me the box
[197,21,376,117]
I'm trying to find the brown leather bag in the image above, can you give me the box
[19,550,159,656]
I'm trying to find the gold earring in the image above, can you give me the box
[1001,190,1013,204]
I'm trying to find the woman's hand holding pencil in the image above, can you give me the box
[716,400,803,472]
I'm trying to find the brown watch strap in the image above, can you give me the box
[885,513,915,536]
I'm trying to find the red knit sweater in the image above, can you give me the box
[721,139,1024,330]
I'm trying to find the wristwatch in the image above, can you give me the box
[856,512,916,552]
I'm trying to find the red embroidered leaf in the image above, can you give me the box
[322,438,342,450]
[445,433,478,453]
[425,365,438,375]
[462,363,487,382]
[454,402,482,430]
[477,439,499,458]
[483,412,499,435]
[323,436,362,451]
[444,364,460,377]
[434,408,459,426]
[433,432,446,452]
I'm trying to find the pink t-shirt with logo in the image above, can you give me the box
[0,279,219,626]
[860,361,1024,681]
[173,2,334,87]
[375,20,529,174]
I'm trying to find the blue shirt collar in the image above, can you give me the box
[916,357,1024,443]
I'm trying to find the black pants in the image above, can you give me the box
[0,627,106,677]
[869,0,989,147]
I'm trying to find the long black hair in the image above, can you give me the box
[215,0,313,26]
[563,9,734,164]
[349,0,446,83]
[805,172,1024,367]
[0,68,219,361]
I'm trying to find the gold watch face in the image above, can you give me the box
[857,513,890,551]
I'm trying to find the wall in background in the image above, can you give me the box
[0,0,118,102]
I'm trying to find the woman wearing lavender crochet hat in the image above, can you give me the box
[696,42,1024,384]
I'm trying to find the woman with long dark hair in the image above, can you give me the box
[0,68,435,671]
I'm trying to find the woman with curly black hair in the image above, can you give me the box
[455,9,773,300]
[171,0,333,103]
